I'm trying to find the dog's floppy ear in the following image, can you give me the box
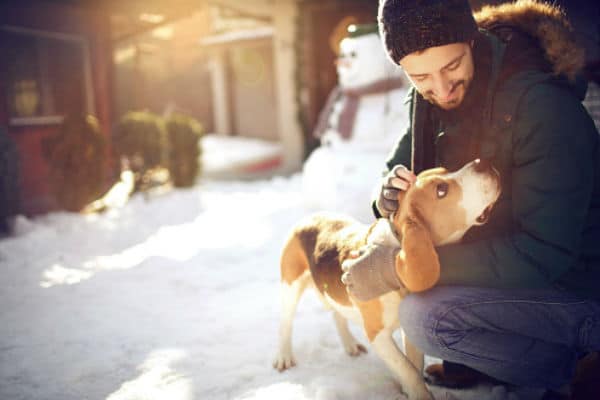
[394,216,440,292]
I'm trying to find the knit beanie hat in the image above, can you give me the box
[378,0,478,64]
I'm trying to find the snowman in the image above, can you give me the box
[302,24,409,222]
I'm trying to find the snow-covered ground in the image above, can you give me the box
[0,137,541,400]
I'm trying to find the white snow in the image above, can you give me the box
[0,136,544,400]
[202,134,282,179]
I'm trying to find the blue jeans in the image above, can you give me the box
[398,286,600,389]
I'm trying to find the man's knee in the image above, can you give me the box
[399,292,431,331]
[399,293,436,354]
[398,288,453,355]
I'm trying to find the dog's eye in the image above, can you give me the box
[436,182,449,198]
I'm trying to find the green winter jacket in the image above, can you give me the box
[377,8,600,300]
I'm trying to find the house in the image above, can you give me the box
[0,0,113,214]
[0,0,199,215]
[201,0,377,176]
[112,9,214,134]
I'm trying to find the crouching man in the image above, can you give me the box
[341,1,600,398]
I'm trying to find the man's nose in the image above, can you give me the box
[432,75,452,99]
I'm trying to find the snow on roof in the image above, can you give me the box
[201,26,274,46]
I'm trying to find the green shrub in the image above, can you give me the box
[113,111,167,174]
[42,115,107,211]
[165,114,203,187]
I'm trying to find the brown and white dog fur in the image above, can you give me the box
[273,159,501,400]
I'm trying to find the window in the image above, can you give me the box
[0,26,94,126]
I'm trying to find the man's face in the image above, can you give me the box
[400,42,474,110]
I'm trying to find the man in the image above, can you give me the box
[340,0,600,398]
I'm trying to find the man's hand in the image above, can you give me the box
[375,165,416,218]
[341,244,403,301]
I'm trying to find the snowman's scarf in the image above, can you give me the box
[313,77,405,140]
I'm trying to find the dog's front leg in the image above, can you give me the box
[333,311,367,356]
[404,334,424,374]
[371,329,432,400]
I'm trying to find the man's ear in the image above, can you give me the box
[394,216,440,292]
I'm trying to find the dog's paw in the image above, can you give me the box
[273,352,296,372]
[345,342,368,357]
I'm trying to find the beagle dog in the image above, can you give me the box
[273,159,501,400]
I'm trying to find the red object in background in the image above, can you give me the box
[242,155,282,173]
[0,1,114,215]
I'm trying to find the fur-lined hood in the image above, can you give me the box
[474,0,584,81]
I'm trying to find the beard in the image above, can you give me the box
[423,76,473,110]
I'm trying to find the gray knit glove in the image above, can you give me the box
[341,244,403,301]
[375,165,416,218]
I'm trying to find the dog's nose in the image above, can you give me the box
[473,158,491,173]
